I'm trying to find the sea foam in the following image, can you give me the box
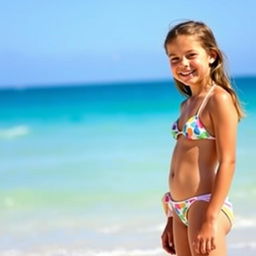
[233,216,256,228]
[0,248,164,256]
[0,125,30,139]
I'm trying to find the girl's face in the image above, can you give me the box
[166,35,215,87]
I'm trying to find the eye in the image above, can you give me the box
[170,57,179,64]
[187,53,197,59]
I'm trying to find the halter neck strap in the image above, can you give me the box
[196,84,216,116]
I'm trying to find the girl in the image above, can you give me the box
[161,21,244,256]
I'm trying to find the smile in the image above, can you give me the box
[179,70,195,76]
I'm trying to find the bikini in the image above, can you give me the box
[162,192,233,226]
[171,84,216,140]
[164,84,234,226]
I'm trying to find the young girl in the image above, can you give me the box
[161,21,244,256]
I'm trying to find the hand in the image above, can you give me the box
[161,217,176,255]
[193,220,217,255]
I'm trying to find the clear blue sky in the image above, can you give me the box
[1,0,256,87]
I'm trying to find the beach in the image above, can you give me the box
[0,77,255,255]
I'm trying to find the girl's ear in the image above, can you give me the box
[209,49,217,64]
[209,58,215,64]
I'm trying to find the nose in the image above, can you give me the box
[181,57,189,67]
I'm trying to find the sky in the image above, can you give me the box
[0,0,256,88]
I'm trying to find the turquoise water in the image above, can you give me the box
[0,77,256,255]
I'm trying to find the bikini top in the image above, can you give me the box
[172,85,216,140]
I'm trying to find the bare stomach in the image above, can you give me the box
[169,137,217,201]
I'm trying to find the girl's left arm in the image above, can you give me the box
[206,90,238,221]
[194,89,238,255]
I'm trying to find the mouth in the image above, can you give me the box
[179,70,196,77]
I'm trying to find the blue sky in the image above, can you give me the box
[0,0,256,87]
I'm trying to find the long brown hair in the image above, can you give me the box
[164,20,245,120]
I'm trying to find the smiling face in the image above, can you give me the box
[166,35,215,87]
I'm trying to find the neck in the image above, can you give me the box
[189,80,214,97]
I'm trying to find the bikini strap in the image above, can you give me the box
[196,84,216,116]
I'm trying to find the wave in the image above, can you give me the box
[0,125,30,139]
[136,224,163,233]
[97,224,163,234]
[96,216,256,235]
[2,244,256,256]
[0,248,164,256]
[81,248,163,256]
[233,215,256,228]
[98,225,122,234]
[94,216,256,236]
[230,242,256,249]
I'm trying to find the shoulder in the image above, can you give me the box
[208,85,237,119]
[209,85,233,109]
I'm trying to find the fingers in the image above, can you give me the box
[200,238,212,255]
[193,236,200,254]
[161,233,176,255]
[162,239,173,254]
[162,242,175,254]
[211,237,216,251]
[194,236,216,255]
[167,232,176,254]
[206,239,211,254]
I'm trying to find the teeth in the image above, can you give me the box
[180,70,194,76]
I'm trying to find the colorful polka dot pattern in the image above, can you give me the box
[168,194,234,226]
[171,115,215,140]
[172,198,197,226]
[183,115,215,140]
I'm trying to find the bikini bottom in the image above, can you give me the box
[168,193,234,226]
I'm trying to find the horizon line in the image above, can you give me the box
[0,75,255,91]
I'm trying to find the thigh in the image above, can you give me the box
[187,201,230,256]
[173,213,192,256]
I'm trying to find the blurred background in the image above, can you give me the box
[0,1,255,255]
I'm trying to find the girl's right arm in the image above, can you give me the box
[161,217,175,255]
[161,192,176,254]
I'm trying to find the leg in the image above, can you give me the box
[172,212,192,256]
[187,201,231,256]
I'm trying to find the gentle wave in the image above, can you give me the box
[0,125,30,139]
[96,216,256,235]
[79,248,163,256]
[0,248,163,256]
[98,225,122,234]
[97,224,163,234]
[233,216,256,228]
[2,244,256,256]
[230,241,256,249]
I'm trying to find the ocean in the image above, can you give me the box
[0,77,255,256]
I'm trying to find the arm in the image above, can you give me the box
[194,89,238,254]
[161,192,176,255]
[161,217,175,255]
[206,90,238,221]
